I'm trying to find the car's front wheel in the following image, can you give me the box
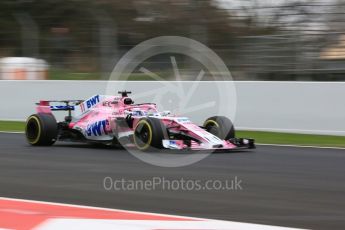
[203,116,235,140]
[133,117,166,151]
[25,113,58,146]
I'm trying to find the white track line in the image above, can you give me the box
[237,127,345,136]
[0,131,24,134]
[0,196,198,220]
[256,143,345,150]
[2,80,345,83]
[0,197,306,230]
[0,131,344,150]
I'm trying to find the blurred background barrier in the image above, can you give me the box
[1,0,345,81]
[0,80,344,136]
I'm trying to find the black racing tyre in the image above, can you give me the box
[25,113,58,146]
[133,117,166,151]
[203,116,235,140]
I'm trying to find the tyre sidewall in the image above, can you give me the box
[204,116,235,140]
[25,113,58,146]
[134,117,166,151]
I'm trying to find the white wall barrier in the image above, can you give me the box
[0,80,344,136]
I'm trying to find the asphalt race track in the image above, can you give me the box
[0,133,344,229]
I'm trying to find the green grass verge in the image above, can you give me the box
[237,131,345,148]
[49,69,101,80]
[0,120,344,148]
[49,69,172,81]
[0,121,25,132]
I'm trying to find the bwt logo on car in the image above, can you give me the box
[86,95,100,109]
[87,120,109,136]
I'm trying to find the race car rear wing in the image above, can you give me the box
[36,100,84,116]
[37,100,83,108]
[36,95,103,118]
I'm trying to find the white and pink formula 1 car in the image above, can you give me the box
[25,91,255,152]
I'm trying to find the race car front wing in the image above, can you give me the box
[162,138,255,151]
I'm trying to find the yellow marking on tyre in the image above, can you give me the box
[204,120,219,128]
[134,120,152,150]
[26,115,41,145]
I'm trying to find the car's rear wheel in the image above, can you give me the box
[203,116,235,140]
[133,117,166,151]
[25,113,58,146]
